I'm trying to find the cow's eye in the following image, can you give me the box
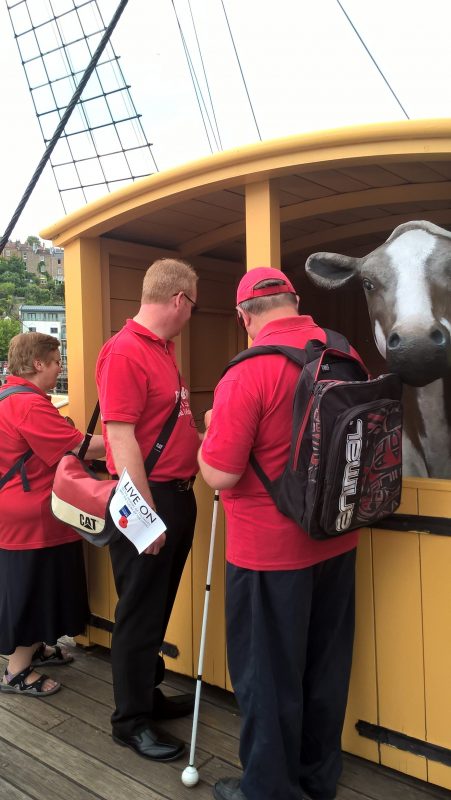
[362,278,375,291]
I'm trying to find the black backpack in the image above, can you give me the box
[223,330,403,539]
[0,384,41,491]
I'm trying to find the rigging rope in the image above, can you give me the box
[0,0,130,255]
[220,0,262,141]
[171,0,220,153]
[335,0,410,120]
[187,0,223,149]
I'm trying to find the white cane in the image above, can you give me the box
[181,490,220,787]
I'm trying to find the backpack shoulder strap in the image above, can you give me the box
[221,330,353,500]
[222,344,311,496]
[0,385,41,400]
[223,344,307,377]
[224,329,351,378]
[0,385,41,492]
[323,328,350,353]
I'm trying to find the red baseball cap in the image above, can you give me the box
[236,267,296,305]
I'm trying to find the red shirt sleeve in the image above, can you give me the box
[202,375,261,474]
[97,351,149,423]
[20,400,84,467]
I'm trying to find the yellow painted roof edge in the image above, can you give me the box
[40,118,451,246]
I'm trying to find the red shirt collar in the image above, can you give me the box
[2,374,50,400]
[253,314,316,345]
[125,318,175,354]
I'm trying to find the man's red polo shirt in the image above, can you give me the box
[202,315,359,570]
[0,376,84,550]
[96,319,199,480]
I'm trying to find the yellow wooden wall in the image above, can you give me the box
[64,234,451,791]
[343,479,451,791]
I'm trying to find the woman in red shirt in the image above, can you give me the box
[0,333,104,697]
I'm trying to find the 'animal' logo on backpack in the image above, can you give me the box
[336,420,363,531]
[79,513,97,531]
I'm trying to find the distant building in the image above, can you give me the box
[19,304,67,392]
[3,239,64,283]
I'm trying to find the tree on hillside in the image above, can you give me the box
[0,283,18,317]
[26,235,41,247]
[0,317,20,360]
[23,281,64,305]
[0,253,64,313]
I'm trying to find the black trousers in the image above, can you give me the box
[109,484,196,735]
[226,548,356,800]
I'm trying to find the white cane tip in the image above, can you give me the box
[181,765,199,787]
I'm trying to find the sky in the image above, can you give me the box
[1,0,451,246]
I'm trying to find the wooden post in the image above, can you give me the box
[63,237,104,429]
[245,179,280,268]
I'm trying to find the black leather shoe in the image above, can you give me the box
[112,726,185,761]
[301,788,336,800]
[213,777,247,800]
[151,687,194,720]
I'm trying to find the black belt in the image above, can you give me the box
[148,477,196,492]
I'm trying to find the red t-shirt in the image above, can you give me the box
[96,319,199,481]
[201,315,359,570]
[0,376,84,550]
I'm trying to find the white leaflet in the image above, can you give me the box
[109,468,167,554]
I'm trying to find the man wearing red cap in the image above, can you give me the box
[199,267,359,800]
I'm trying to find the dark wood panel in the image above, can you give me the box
[386,162,449,184]
[340,165,407,188]
[302,169,370,192]
[201,189,245,212]
[281,174,337,199]
[174,198,243,224]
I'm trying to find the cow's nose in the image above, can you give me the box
[430,326,447,346]
[386,322,450,386]
[387,331,401,350]
[387,324,449,352]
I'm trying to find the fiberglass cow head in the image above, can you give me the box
[305,220,451,387]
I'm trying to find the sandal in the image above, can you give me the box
[0,665,61,697]
[31,642,74,666]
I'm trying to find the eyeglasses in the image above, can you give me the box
[173,292,198,313]
[236,310,246,330]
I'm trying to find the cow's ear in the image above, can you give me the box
[305,252,359,289]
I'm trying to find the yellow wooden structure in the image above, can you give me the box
[42,119,451,790]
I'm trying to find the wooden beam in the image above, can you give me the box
[180,181,451,257]
[284,208,451,255]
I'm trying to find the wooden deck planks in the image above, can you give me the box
[1,644,450,800]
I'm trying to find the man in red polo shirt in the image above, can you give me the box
[199,268,359,800]
[96,257,200,762]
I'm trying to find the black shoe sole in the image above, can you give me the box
[112,734,185,762]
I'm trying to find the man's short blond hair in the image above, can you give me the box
[8,332,60,376]
[141,258,198,304]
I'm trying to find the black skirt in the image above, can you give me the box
[0,541,89,655]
